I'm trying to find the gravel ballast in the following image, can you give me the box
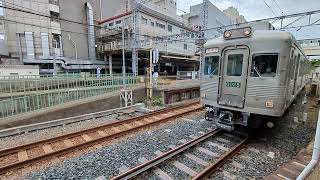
[211,92,319,179]
[25,112,216,179]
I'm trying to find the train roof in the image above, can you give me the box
[205,30,294,47]
[205,30,307,59]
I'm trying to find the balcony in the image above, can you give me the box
[49,0,59,13]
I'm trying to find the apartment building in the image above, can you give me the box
[182,1,232,39]
[0,0,106,74]
[98,0,199,75]
[223,7,246,24]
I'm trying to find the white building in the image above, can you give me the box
[0,0,106,75]
[0,65,39,76]
[182,2,233,39]
[223,7,246,24]
[98,0,199,75]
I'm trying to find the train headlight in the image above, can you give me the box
[266,100,274,108]
[224,30,232,38]
[243,27,252,37]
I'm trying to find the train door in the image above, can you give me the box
[218,47,249,108]
[286,48,295,105]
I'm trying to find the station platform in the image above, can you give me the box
[153,79,200,104]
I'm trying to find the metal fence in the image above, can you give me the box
[0,74,138,118]
[176,71,199,80]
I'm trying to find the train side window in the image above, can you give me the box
[227,54,243,76]
[251,54,278,77]
[204,56,219,75]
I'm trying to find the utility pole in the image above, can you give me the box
[148,48,153,98]
[53,39,57,75]
[122,26,126,86]
[199,0,208,80]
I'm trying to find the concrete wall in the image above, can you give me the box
[0,88,146,130]
[0,65,39,76]
[101,0,127,20]
[185,2,232,39]
[60,0,101,61]
[1,0,53,59]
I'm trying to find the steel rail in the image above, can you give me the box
[0,101,202,174]
[111,129,222,180]
[0,101,199,157]
[192,133,248,180]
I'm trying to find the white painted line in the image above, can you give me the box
[197,131,206,135]
[216,137,230,143]
[154,150,163,156]
[223,171,237,180]
[247,147,260,154]
[168,145,176,149]
[138,157,148,163]
[206,128,213,131]
[164,129,172,133]
[196,147,218,157]
[185,153,209,166]
[206,141,229,151]
[223,133,235,138]
[180,118,195,122]
[292,161,306,168]
[231,161,245,169]
[172,161,198,176]
[276,174,292,180]
[200,119,206,122]
[118,165,129,173]
[189,134,197,139]
[95,176,107,180]
[179,139,187,144]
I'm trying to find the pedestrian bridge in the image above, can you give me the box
[299,39,320,57]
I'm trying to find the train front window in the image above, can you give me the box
[227,54,243,76]
[204,56,219,75]
[251,54,278,77]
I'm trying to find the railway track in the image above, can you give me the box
[0,102,203,175]
[111,129,248,180]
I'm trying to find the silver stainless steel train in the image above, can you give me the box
[201,27,309,131]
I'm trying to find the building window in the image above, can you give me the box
[141,16,147,25]
[204,56,219,75]
[116,20,122,24]
[0,0,4,17]
[151,22,154,26]
[49,0,59,6]
[251,54,278,77]
[50,11,59,22]
[183,44,187,50]
[168,25,172,32]
[52,34,60,48]
[109,22,114,27]
[156,22,165,29]
[227,54,243,76]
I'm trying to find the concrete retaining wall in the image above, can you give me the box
[0,87,146,130]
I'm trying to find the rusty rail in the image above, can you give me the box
[0,101,203,174]
[192,133,248,180]
[111,130,248,180]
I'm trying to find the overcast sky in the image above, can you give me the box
[176,0,320,40]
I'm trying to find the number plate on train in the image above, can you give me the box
[226,82,241,88]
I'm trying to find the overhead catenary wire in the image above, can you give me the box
[262,0,278,17]
[272,0,285,16]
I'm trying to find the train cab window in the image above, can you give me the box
[204,56,219,75]
[251,54,278,77]
[227,54,243,76]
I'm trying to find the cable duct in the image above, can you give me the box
[85,2,96,61]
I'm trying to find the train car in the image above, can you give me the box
[201,27,309,131]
